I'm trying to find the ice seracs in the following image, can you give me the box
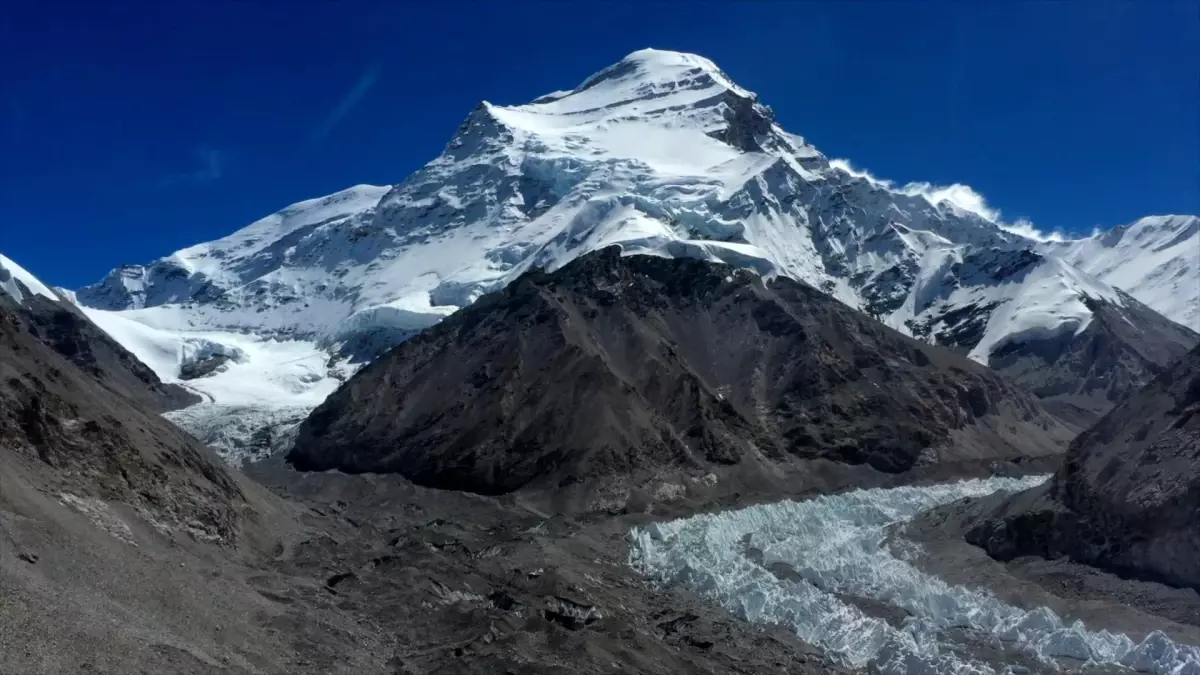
[629,477,1200,674]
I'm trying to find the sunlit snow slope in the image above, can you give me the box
[72,304,349,461]
[1044,215,1200,332]
[1,254,59,304]
[72,48,1197,458]
[630,477,1200,675]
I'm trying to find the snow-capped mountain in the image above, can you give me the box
[72,48,1198,457]
[1043,214,1199,332]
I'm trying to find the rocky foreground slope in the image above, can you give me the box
[956,344,1200,589]
[290,248,1073,504]
[3,244,1194,675]
[1,274,292,673]
[0,277,241,546]
[3,251,863,675]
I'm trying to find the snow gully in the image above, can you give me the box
[628,476,1200,674]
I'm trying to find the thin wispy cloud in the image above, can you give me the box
[308,65,381,144]
[158,145,225,188]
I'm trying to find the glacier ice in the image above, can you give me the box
[72,300,348,464]
[629,476,1200,674]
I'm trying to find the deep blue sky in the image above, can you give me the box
[2,1,1197,288]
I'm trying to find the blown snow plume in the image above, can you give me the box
[70,48,1198,456]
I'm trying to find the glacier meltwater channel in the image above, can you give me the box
[629,476,1200,674]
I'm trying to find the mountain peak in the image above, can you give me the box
[576,48,741,92]
[1044,213,1200,332]
[69,50,1199,461]
[491,47,756,139]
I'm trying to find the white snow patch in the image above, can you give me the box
[0,253,60,304]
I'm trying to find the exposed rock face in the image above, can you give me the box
[965,345,1200,589]
[0,299,246,544]
[177,341,244,380]
[290,248,1072,497]
[906,248,1198,428]
[707,90,777,152]
[3,290,199,412]
[984,297,1197,429]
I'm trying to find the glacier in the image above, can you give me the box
[629,477,1200,674]
[73,302,351,460]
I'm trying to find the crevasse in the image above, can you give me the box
[628,476,1200,674]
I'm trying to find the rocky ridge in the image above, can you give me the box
[289,248,1073,503]
[952,345,1200,589]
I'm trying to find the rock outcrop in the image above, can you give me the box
[7,290,200,412]
[984,296,1197,429]
[0,293,241,544]
[964,345,1200,589]
[290,248,1073,498]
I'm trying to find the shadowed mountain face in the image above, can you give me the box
[290,248,1073,498]
[1,284,307,675]
[4,290,200,413]
[964,345,1200,590]
[983,296,1198,429]
[0,294,241,546]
